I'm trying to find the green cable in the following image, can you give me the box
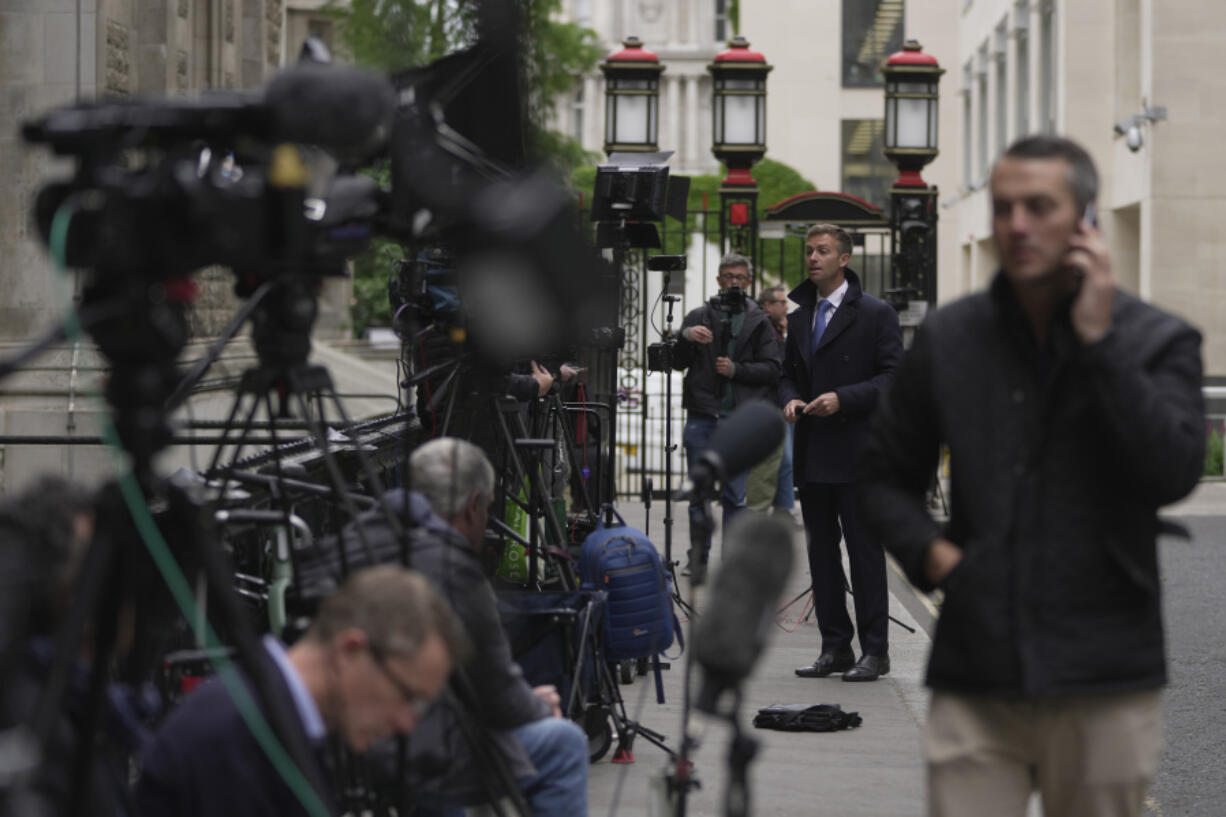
[49,202,330,817]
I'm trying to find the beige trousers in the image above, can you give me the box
[745,440,784,511]
[925,689,1163,817]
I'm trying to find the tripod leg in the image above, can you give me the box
[285,387,380,569]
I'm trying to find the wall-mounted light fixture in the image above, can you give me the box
[1114,105,1167,152]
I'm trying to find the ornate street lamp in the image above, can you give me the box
[708,36,773,278]
[601,36,664,154]
[882,40,944,335]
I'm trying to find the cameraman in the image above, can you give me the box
[672,253,782,571]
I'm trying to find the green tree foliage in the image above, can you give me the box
[1206,425,1224,479]
[327,0,602,335]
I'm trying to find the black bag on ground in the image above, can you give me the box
[752,703,863,732]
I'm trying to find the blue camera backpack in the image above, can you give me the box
[579,507,680,666]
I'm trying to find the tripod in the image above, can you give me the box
[16,272,334,817]
[644,282,694,616]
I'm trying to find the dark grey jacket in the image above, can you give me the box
[348,492,548,799]
[673,298,781,418]
[859,273,1205,698]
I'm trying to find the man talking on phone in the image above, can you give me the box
[860,135,1206,817]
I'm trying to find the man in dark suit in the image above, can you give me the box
[134,566,468,817]
[780,224,902,682]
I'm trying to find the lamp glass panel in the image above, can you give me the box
[615,78,653,91]
[897,80,930,94]
[756,95,766,143]
[615,94,650,144]
[928,98,939,146]
[724,94,757,144]
[884,96,899,146]
[605,94,616,144]
[713,96,724,143]
[896,97,930,148]
[721,78,758,91]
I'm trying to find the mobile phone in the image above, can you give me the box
[1082,201,1098,229]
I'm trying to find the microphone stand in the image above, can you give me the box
[655,285,695,616]
[659,470,717,817]
[722,691,758,817]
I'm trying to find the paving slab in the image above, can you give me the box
[586,500,931,817]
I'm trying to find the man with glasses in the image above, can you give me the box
[746,284,797,519]
[135,565,467,817]
[673,253,783,575]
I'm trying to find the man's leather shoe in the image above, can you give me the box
[795,648,856,678]
[842,653,890,682]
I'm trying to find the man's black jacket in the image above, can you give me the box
[859,273,1206,698]
[779,269,902,484]
[672,297,781,418]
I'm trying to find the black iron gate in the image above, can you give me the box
[583,190,892,501]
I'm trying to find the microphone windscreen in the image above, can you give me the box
[701,399,785,479]
[264,65,396,157]
[693,513,794,688]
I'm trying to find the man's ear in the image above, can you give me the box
[333,627,369,660]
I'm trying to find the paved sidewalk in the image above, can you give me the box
[586,499,931,817]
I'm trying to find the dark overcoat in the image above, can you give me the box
[858,273,1206,696]
[778,269,903,484]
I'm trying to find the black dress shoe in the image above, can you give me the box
[842,653,890,682]
[795,648,856,678]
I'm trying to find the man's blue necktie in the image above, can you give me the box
[810,299,831,355]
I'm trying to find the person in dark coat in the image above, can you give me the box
[672,252,782,575]
[780,224,902,682]
[134,567,465,817]
[859,135,1206,817]
[347,437,590,817]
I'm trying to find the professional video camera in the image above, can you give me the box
[23,64,391,284]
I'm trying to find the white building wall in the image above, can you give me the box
[946,0,1226,374]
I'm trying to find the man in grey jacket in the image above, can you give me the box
[339,438,588,817]
[860,135,1206,817]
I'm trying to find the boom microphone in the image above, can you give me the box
[693,513,794,713]
[692,399,785,487]
[264,64,396,159]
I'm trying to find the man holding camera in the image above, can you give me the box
[673,252,782,573]
[782,224,902,683]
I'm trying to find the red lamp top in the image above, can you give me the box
[714,35,767,63]
[606,36,660,63]
[884,39,940,69]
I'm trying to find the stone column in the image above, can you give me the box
[684,73,699,172]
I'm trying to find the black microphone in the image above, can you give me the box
[264,64,396,158]
[691,399,785,490]
[693,513,794,713]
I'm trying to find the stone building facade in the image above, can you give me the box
[0,0,391,492]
